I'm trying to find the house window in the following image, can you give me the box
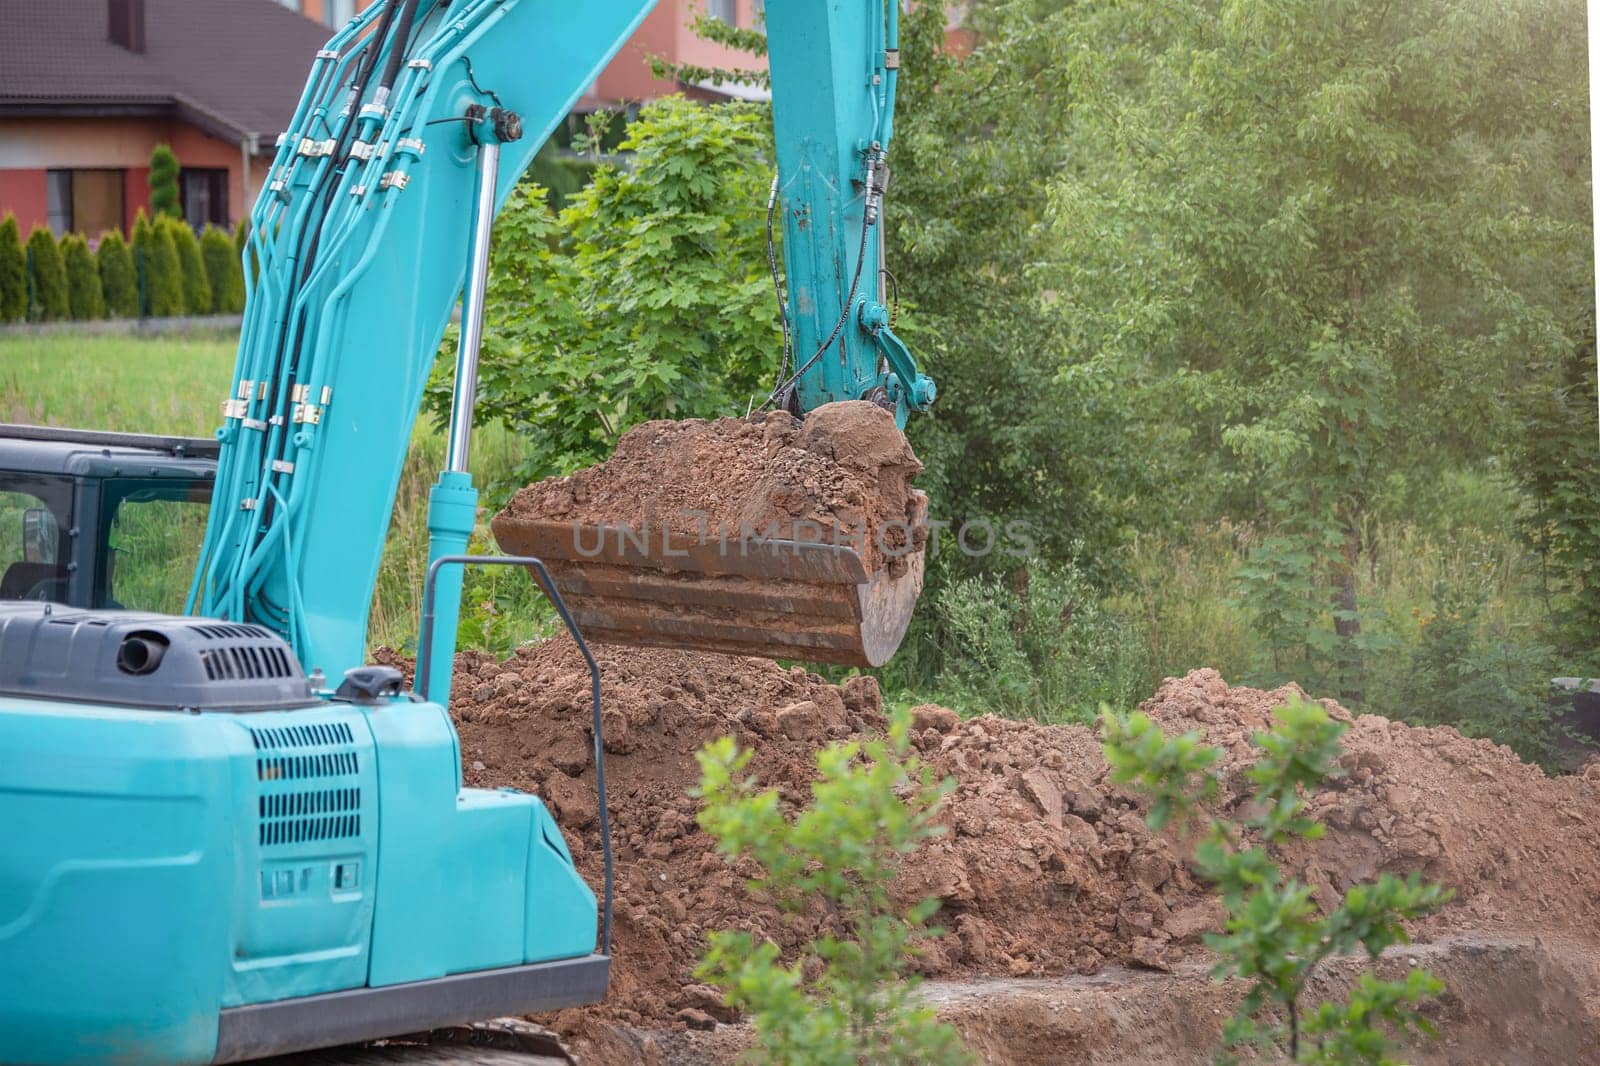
[45,169,125,237]
[707,0,737,24]
[181,169,230,230]
[326,0,355,25]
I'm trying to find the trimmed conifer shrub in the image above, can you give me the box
[130,210,156,315]
[97,230,139,317]
[201,225,245,313]
[61,234,105,319]
[142,217,184,318]
[149,144,181,219]
[0,213,26,322]
[165,217,211,315]
[25,226,68,321]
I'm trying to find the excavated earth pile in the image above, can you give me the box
[438,638,1600,1053]
[489,401,928,665]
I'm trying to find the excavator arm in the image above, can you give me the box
[191,0,932,699]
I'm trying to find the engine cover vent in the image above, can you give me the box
[0,603,317,712]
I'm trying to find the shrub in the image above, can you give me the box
[61,234,105,319]
[1103,697,1451,1063]
[97,230,139,317]
[933,560,1148,723]
[0,213,25,322]
[695,711,970,1065]
[233,217,257,290]
[132,211,183,318]
[1368,581,1567,767]
[149,144,181,219]
[130,210,154,315]
[163,217,211,315]
[24,226,68,321]
[200,225,245,313]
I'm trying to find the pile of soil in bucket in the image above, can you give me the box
[494,400,927,573]
[423,637,1600,1047]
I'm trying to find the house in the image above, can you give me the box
[0,0,332,236]
[1,0,953,237]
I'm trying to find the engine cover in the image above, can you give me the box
[0,602,316,711]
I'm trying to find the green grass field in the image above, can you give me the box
[0,332,548,652]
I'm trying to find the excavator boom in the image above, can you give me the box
[192,0,934,696]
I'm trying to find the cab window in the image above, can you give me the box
[0,473,73,603]
[97,478,212,613]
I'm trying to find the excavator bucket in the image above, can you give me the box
[491,402,929,667]
[490,490,926,667]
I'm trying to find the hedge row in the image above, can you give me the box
[0,210,247,323]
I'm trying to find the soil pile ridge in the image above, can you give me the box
[440,641,1600,1031]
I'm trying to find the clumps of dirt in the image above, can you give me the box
[446,642,1600,1034]
[493,400,926,571]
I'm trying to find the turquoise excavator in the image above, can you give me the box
[0,1,935,1062]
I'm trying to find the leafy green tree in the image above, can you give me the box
[164,217,211,315]
[1052,0,1592,699]
[695,710,969,1065]
[97,230,138,317]
[424,96,776,488]
[1103,696,1450,1063]
[61,233,105,319]
[148,144,181,219]
[25,226,68,321]
[0,213,26,322]
[888,4,1170,583]
[200,225,245,313]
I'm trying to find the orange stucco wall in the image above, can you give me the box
[594,0,769,103]
[0,116,265,234]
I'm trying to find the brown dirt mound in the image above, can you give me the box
[494,400,925,571]
[440,641,1600,1034]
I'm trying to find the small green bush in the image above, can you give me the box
[130,210,155,315]
[1368,581,1566,767]
[149,144,181,219]
[233,217,257,290]
[0,213,26,322]
[97,230,139,317]
[164,217,211,315]
[25,226,68,321]
[1103,698,1451,1063]
[133,211,183,318]
[695,711,970,1065]
[200,225,244,313]
[933,560,1148,723]
[61,234,105,319]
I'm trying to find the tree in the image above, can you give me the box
[201,225,245,313]
[423,97,777,488]
[1050,0,1592,699]
[149,144,181,219]
[97,230,139,317]
[164,216,211,315]
[1103,697,1450,1063]
[61,233,106,319]
[25,226,68,321]
[695,710,970,1065]
[0,213,26,322]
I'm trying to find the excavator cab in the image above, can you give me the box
[0,424,216,612]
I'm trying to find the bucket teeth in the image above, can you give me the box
[491,493,926,667]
